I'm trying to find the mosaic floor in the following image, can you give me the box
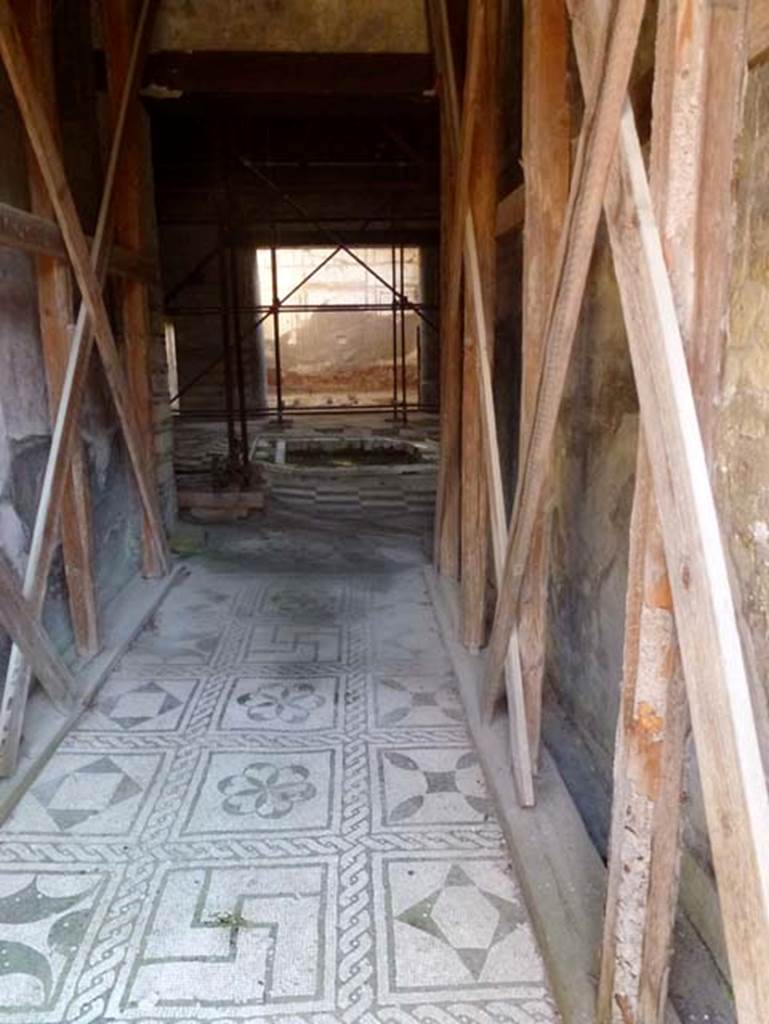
[0,534,560,1024]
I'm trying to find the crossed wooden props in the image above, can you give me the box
[429,0,769,1018]
[0,0,167,776]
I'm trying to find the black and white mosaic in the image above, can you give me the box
[0,557,559,1024]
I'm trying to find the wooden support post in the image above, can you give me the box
[16,0,98,656]
[102,0,164,577]
[599,1,751,1018]
[431,0,534,804]
[0,0,165,777]
[483,0,646,709]
[516,0,570,764]
[494,0,769,1011]
[430,0,463,577]
[460,0,497,650]
[0,553,75,711]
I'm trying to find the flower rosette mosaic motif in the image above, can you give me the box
[236,681,325,725]
[217,760,317,818]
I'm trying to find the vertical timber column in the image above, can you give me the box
[460,0,499,649]
[434,65,461,576]
[419,245,440,407]
[599,2,751,1020]
[518,0,570,763]
[102,0,164,576]
[16,0,99,655]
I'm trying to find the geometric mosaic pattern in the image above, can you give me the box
[0,552,560,1024]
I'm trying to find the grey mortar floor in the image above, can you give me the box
[0,510,560,1024]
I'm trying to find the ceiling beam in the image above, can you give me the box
[144,51,435,96]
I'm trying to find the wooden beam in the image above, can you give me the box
[600,1,753,1018]
[484,0,646,709]
[0,0,167,569]
[604,97,769,1024]
[464,212,534,806]
[0,0,166,776]
[460,0,495,651]
[495,184,525,237]
[0,553,75,710]
[103,0,163,577]
[432,0,534,804]
[516,0,570,766]
[0,202,156,280]
[430,0,471,578]
[16,0,99,658]
[501,0,769,1013]
[749,0,769,64]
[433,98,461,572]
[144,51,435,96]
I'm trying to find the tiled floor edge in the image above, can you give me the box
[0,563,187,827]
[424,565,611,1024]
[424,566,692,1024]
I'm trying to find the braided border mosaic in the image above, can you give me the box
[0,562,559,1024]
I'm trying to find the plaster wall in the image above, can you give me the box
[151,0,429,54]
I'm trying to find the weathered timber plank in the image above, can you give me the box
[0,0,166,776]
[17,0,99,658]
[484,0,646,707]
[516,0,570,766]
[460,0,494,651]
[561,0,769,1012]
[103,0,164,577]
[599,1,748,1018]
[429,0,483,579]
[0,553,75,710]
[0,202,156,280]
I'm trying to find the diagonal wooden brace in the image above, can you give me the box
[483,0,647,708]
[0,553,75,712]
[484,0,769,1012]
[0,0,165,776]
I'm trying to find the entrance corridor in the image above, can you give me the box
[0,514,559,1023]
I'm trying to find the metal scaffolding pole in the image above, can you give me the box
[228,245,250,479]
[391,245,398,421]
[270,236,284,424]
[400,245,408,424]
[216,214,238,467]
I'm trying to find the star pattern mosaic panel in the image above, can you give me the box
[0,559,560,1024]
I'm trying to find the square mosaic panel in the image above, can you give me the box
[0,866,114,1023]
[74,676,201,734]
[373,852,549,1005]
[257,579,350,622]
[0,560,561,1024]
[370,745,491,830]
[112,860,337,1019]
[370,667,465,729]
[216,674,344,732]
[177,748,340,837]
[240,623,348,665]
[4,751,167,838]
